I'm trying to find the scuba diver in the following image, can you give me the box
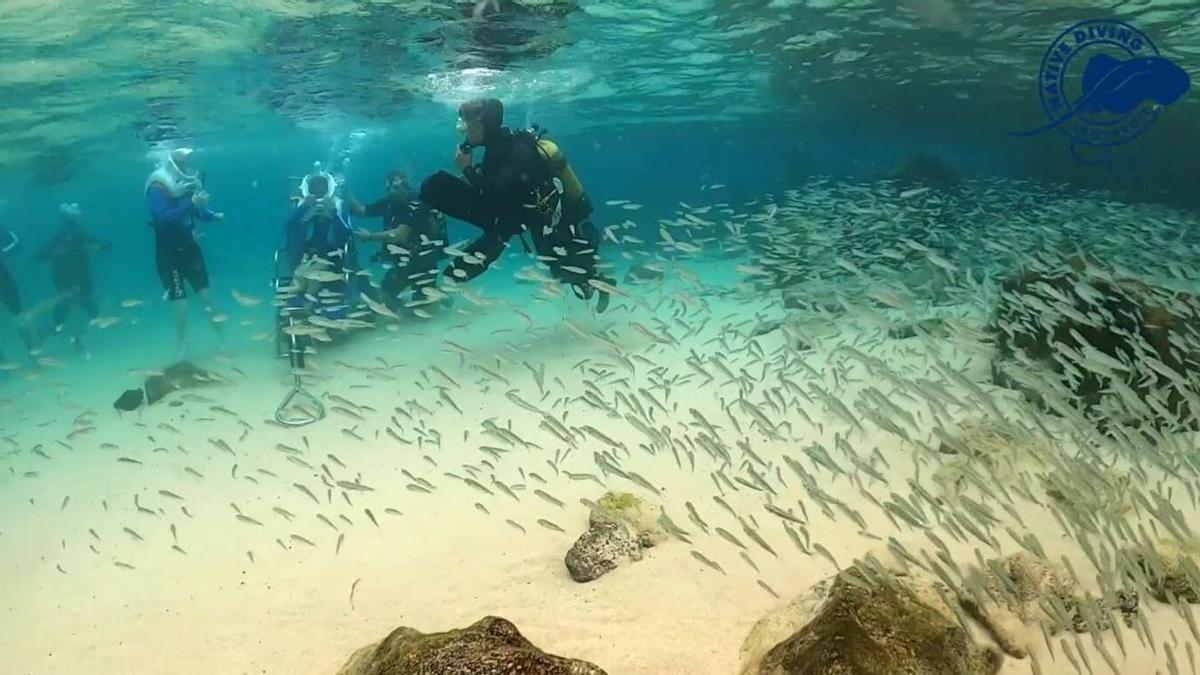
[283,165,358,309]
[145,147,226,358]
[35,203,111,355]
[0,226,35,361]
[349,171,448,313]
[419,97,615,312]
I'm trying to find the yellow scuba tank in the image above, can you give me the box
[535,139,588,215]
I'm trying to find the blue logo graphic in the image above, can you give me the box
[1014,19,1190,162]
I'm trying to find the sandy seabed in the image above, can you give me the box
[0,255,1195,675]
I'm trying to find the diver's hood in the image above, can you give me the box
[145,153,202,198]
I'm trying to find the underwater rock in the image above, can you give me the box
[565,520,642,583]
[1124,538,1200,604]
[889,152,960,190]
[589,491,666,547]
[564,491,665,583]
[740,565,1001,675]
[625,262,665,283]
[113,361,221,411]
[335,615,607,675]
[957,552,1127,658]
[113,388,145,412]
[989,254,1200,430]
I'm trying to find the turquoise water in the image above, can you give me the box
[2,2,1200,674]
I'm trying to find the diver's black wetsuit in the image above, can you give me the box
[361,196,447,308]
[36,225,107,326]
[420,128,604,293]
[0,229,20,316]
[0,257,17,317]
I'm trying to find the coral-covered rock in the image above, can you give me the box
[958,552,1132,658]
[989,254,1200,430]
[564,492,664,583]
[740,566,1001,675]
[335,616,606,675]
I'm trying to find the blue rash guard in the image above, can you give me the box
[284,201,353,272]
[147,185,216,247]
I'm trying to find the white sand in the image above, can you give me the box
[1,255,1195,675]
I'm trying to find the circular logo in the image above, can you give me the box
[1036,19,1161,148]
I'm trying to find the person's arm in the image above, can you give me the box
[0,229,19,254]
[148,186,194,224]
[354,197,389,219]
[462,143,539,202]
[283,203,310,232]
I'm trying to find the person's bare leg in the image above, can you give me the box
[197,289,223,335]
[172,298,189,359]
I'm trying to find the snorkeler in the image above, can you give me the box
[349,171,448,312]
[419,97,615,312]
[0,226,35,360]
[35,203,111,355]
[284,166,357,305]
[145,147,226,357]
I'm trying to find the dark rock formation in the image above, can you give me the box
[564,491,664,583]
[1123,539,1200,604]
[113,361,222,411]
[565,519,642,583]
[989,254,1200,430]
[889,153,960,190]
[957,552,1127,658]
[335,616,607,675]
[741,566,1002,675]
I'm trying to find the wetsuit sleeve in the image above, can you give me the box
[148,186,193,224]
[196,207,218,222]
[361,198,389,219]
[463,142,540,203]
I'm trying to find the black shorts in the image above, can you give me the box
[156,238,209,301]
[0,258,19,315]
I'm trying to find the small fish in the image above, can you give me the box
[294,483,320,504]
[506,519,526,534]
[236,514,263,526]
[537,518,565,533]
[715,527,747,550]
[336,533,345,554]
[757,579,780,598]
[690,550,726,575]
[533,489,564,508]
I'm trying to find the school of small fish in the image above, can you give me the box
[4,176,1200,674]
